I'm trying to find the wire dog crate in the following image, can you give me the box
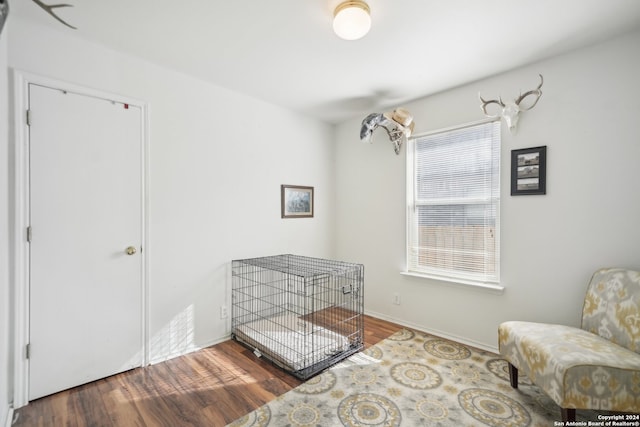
[231,254,364,379]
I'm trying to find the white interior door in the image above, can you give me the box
[28,84,143,400]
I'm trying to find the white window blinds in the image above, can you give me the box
[407,120,500,284]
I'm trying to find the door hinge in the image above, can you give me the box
[26,344,31,359]
[26,226,32,243]
[26,109,32,126]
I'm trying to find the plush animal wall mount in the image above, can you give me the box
[479,74,543,133]
[0,0,9,36]
[360,108,415,155]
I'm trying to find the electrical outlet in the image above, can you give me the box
[220,305,228,319]
[393,293,401,305]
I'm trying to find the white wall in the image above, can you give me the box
[1,18,11,427]
[3,11,639,413]
[335,29,640,351]
[6,16,335,369]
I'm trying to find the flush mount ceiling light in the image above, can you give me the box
[333,0,371,41]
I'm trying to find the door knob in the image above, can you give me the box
[125,246,137,255]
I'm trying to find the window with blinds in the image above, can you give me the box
[406,120,500,285]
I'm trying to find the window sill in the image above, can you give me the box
[400,271,505,294]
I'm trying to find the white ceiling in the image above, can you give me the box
[10,0,640,123]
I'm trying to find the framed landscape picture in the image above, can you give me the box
[511,146,546,196]
[281,185,314,218]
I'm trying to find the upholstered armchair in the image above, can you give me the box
[499,268,640,422]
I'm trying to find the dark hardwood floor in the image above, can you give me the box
[13,315,402,427]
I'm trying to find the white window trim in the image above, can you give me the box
[400,271,505,294]
[404,118,502,292]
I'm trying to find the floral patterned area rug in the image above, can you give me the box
[227,328,602,427]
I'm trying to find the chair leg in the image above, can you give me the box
[507,362,518,388]
[561,408,576,422]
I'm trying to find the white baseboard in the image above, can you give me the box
[148,335,230,365]
[149,314,500,366]
[365,309,499,354]
[4,406,14,427]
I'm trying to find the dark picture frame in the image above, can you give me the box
[281,185,314,218]
[511,146,546,196]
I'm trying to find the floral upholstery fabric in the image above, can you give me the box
[498,268,640,412]
[581,268,640,353]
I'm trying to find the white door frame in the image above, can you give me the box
[11,70,150,408]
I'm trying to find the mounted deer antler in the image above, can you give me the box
[479,74,543,133]
[31,0,76,29]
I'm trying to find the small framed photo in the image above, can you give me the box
[511,146,546,196]
[281,185,314,218]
